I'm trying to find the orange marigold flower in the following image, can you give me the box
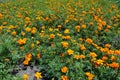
[82,24,86,29]
[25,27,31,32]
[37,53,41,59]
[11,31,17,35]
[89,52,97,58]
[105,44,111,48]
[67,49,74,55]
[17,38,27,45]
[95,59,104,66]
[23,74,29,80]
[102,21,106,26]
[61,75,69,80]
[79,54,86,59]
[86,38,93,44]
[61,42,69,48]
[31,27,37,34]
[110,56,116,61]
[61,66,68,73]
[102,56,108,61]
[114,50,120,55]
[109,62,119,69]
[23,60,29,65]
[85,72,94,80]
[50,34,55,39]
[74,55,79,60]
[80,44,86,50]
[34,72,42,79]
[0,13,3,19]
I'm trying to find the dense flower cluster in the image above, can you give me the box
[0,0,120,80]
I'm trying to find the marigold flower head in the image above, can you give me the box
[74,55,79,60]
[0,13,3,19]
[80,44,86,50]
[85,72,94,80]
[75,25,80,32]
[23,74,29,80]
[79,54,86,59]
[86,38,93,44]
[34,72,42,79]
[17,38,27,45]
[61,42,69,48]
[50,34,55,39]
[64,29,70,34]
[105,44,111,48]
[89,52,97,58]
[61,66,68,73]
[109,62,119,69]
[37,53,41,59]
[23,60,29,65]
[82,24,86,29]
[25,27,31,32]
[11,31,17,35]
[114,50,120,55]
[102,56,108,61]
[110,56,116,61]
[61,75,69,80]
[67,49,74,55]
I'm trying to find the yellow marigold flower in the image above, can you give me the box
[86,38,93,44]
[109,62,119,69]
[36,41,40,45]
[74,55,79,60]
[34,72,42,79]
[82,24,86,29]
[96,59,104,65]
[79,54,86,59]
[11,31,17,36]
[85,72,94,80]
[67,49,74,55]
[80,44,86,50]
[50,34,55,39]
[17,38,27,45]
[25,27,31,32]
[89,52,97,58]
[61,42,69,48]
[57,25,62,29]
[30,43,35,48]
[61,75,69,80]
[64,29,69,34]
[61,66,68,73]
[23,74,29,80]
[49,28,53,32]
